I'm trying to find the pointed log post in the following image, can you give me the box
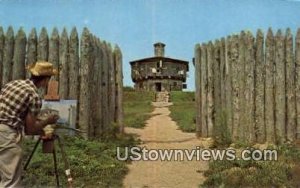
[49,28,60,80]
[274,29,285,143]
[94,38,103,137]
[244,31,255,143]
[114,45,124,134]
[265,28,276,143]
[237,31,246,141]
[68,27,79,100]
[2,26,14,86]
[206,41,214,137]
[12,27,27,80]
[59,28,69,99]
[89,35,97,137]
[194,44,202,137]
[213,40,222,140]
[285,28,296,142]
[101,41,109,132]
[26,28,37,78]
[78,28,93,139]
[224,37,233,137]
[200,44,208,137]
[37,27,48,61]
[107,43,116,125]
[296,28,300,139]
[229,35,240,141]
[220,38,226,114]
[0,27,5,87]
[255,29,266,143]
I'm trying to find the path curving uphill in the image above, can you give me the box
[123,103,209,188]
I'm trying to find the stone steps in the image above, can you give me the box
[155,91,170,102]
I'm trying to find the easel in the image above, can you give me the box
[24,80,73,187]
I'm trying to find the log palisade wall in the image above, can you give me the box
[195,28,300,144]
[0,26,123,139]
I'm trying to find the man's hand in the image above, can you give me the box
[42,124,56,139]
[46,114,59,125]
[25,112,59,135]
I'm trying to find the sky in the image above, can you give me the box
[0,0,300,91]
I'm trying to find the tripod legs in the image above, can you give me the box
[24,136,73,187]
[52,147,60,187]
[24,137,41,171]
[57,136,73,187]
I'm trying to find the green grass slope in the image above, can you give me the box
[123,91,155,128]
[169,91,196,132]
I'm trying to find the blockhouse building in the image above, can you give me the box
[130,42,189,92]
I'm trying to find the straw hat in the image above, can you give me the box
[28,61,58,76]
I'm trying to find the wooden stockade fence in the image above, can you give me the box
[195,28,300,144]
[0,26,123,139]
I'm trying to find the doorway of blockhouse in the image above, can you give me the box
[155,82,162,92]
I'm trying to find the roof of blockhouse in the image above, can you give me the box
[130,56,189,69]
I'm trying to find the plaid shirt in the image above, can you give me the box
[0,79,42,130]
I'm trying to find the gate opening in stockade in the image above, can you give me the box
[0,26,123,139]
[195,28,300,144]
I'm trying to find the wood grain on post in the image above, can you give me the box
[206,41,214,137]
[244,31,255,143]
[114,45,124,134]
[107,43,116,124]
[230,35,240,141]
[296,28,300,139]
[213,40,221,113]
[101,41,109,131]
[26,28,37,78]
[237,31,246,141]
[2,26,14,86]
[69,27,79,100]
[285,28,296,141]
[12,28,27,80]
[274,29,286,143]
[0,27,5,87]
[37,27,48,61]
[213,40,221,138]
[194,44,202,137]
[224,37,233,136]
[200,44,208,137]
[59,28,69,99]
[49,28,59,81]
[220,38,226,113]
[255,29,266,143]
[94,38,103,137]
[89,35,97,137]
[265,28,276,143]
[79,28,92,139]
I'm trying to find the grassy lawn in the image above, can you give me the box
[22,134,138,187]
[123,90,155,128]
[169,91,196,132]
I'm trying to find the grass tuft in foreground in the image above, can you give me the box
[201,143,300,187]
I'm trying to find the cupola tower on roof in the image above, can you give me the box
[154,42,165,57]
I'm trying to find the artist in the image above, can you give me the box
[0,61,59,187]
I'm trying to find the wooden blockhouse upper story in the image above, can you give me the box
[130,42,189,92]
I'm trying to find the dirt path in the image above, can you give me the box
[123,103,209,188]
